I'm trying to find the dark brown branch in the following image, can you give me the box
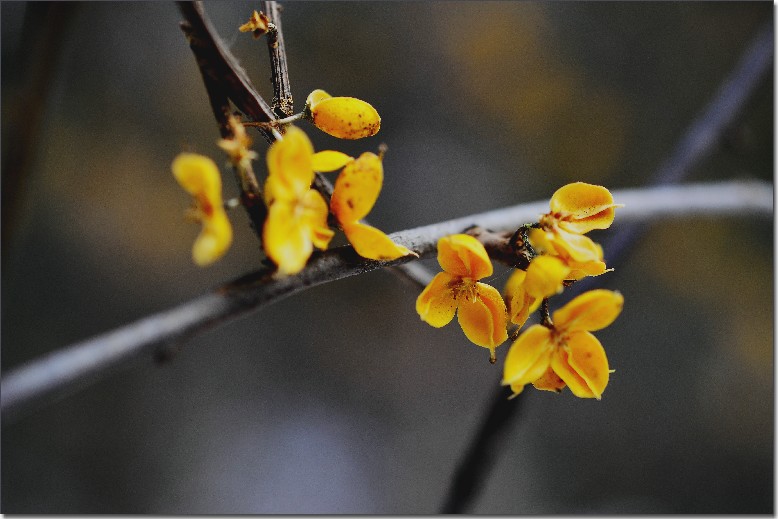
[177,1,275,128]
[439,23,773,514]
[178,2,272,236]
[263,1,294,117]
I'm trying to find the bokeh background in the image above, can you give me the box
[2,1,773,513]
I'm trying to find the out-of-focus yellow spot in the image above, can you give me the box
[330,152,413,260]
[416,234,508,360]
[172,153,233,266]
[306,89,381,139]
[502,289,623,399]
[262,126,334,275]
[239,10,270,38]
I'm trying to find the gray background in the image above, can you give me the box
[2,1,773,513]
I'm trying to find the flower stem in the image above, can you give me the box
[540,298,553,328]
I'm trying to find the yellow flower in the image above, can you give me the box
[330,152,414,261]
[504,255,570,328]
[502,289,623,399]
[172,153,233,267]
[262,126,336,275]
[416,234,508,360]
[535,182,622,264]
[528,227,609,280]
[305,89,381,139]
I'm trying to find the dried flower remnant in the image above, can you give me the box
[416,234,508,361]
[172,153,233,266]
[502,289,623,399]
[305,89,381,139]
[218,115,258,169]
[239,10,271,38]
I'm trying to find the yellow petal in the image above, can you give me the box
[436,234,493,280]
[342,221,413,260]
[172,153,222,204]
[311,150,354,172]
[531,366,567,393]
[310,96,381,139]
[416,272,458,328]
[503,268,527,299]
[553,289,624,333]
[567,258,609,280]
[501,324,553,388]
[456,282,508,352]
[300,189,335,251]
[262,200,313,275]
[503,269,539,328]
[524,255,570,299]
[330,152,383,223]
[477,282,509,344]
[550,182,620,234]
[552,331,609,399]
[193,210,232,266]
[265,126,315,200]
[305,89,332,109]
[550,228,604,264]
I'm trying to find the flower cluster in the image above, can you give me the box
[172,87,412,274]
[416,182,624,399]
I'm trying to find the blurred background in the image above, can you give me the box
[1,1,773,513]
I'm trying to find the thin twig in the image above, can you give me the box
[439,23,773,514]
[263,0,294,117]
[1,180,771,422]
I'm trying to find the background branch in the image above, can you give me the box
[1,179,771,422]
[439,22,773,514]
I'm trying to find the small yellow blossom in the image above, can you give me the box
[263,126,335,275]
[218,115,258,172]
[417,234,508,360]
[502,289,623,399]
[239,10,270,38]
[534,182,622,264]
[330,152,414,261]
[504,255,570,328]
[305,89,381,139]
[172,153,233,267]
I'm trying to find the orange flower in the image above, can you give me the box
[262,126,334,275]
[417,234,508,360]
[502,289,623,399]
[533,182,621,265]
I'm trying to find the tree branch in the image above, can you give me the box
[439,22,773,514]
[177,1,275,128]
[1,180,771,422]
[263,0,294,117]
